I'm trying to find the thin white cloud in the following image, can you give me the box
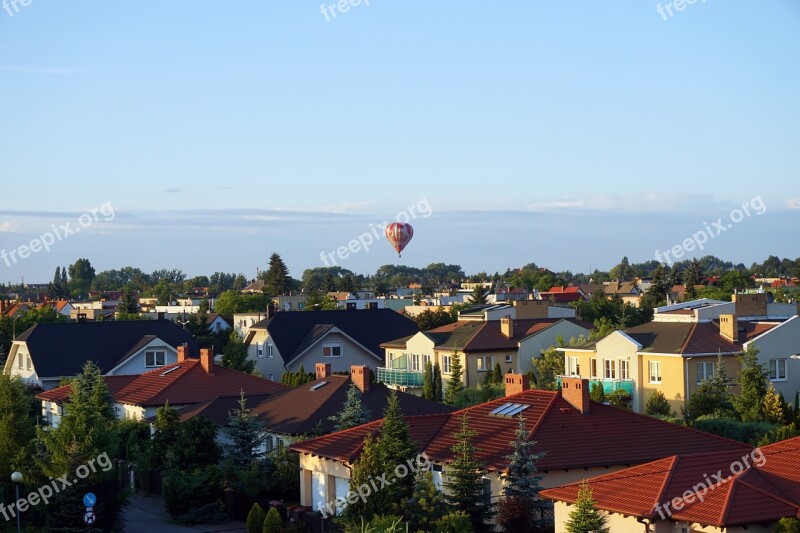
[525,192,714,212]
[527,200,586,210]
[787,198,800,209]
[320,201,372,214]
[0,66,84,75]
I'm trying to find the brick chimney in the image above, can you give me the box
[177,344,189,363]
[200,348,214,374]
[732,292,767,318]
[351,365,370,393]
[316,362,332,380]
[505,373,529,396]
[561,377,590,415]
[500,315,514,338]
[719,314,738,342]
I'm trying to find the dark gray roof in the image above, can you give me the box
[253,310,419,363]
[16,320,198,378]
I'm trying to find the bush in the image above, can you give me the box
[263,507,283,533]
[758,423,800,447]
[174,502,228,526]
[247,503,267,533]
[367,515,407,532]
[589,382,605,403]
[433,511,474,533]
[645,390,673,417]
[162,465,223,518]
[605,390,631,409]
[693,416,775,445]
[776,517,800,533]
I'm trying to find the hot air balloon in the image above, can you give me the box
[385,222,414,257]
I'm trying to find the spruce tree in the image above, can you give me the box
[152,402,180,470]
[376,390,417,513]
[444,352,465,405]
[564,481,609,533]
[589,381,605,403]
[763,384,786,425]
[444,415,493,531]
[683,259,701,300]
[405,470,447,531]
[433,362,443,402]
[221,330,255,374]
[0,375,36,504]
[343,434,385,519]
[329,384,371,431]
[263,252,289,296]
[492,362,503,385]
[246,503,266,533]
[224,392,266,469]
[733,346,768,422]
[422,361,435,400]
[497,415,548,532]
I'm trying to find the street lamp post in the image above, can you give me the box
[10,471,22,533]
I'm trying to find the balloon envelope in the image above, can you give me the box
[385,222,414,255]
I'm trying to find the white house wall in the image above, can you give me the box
[747,316,800,400]
[109,341,179,375]
[290,331,380,374]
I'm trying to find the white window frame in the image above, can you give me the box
[323,342,342,358]
[604,359,616,380]
[266,343,274,359]
[256,343,264,358]
[649,361,662,384]
[620,359,629,380]
[145,350,166,368]
[505,354,513,364]
[18,354,23,370]
[442,355,452,374]
[696,361,714,384]
[769,358,787,381]
[476,355,493,372]
[411,353,421,372]
[568,356,580,377]
[590,358,598,379]
[423,354,432,368]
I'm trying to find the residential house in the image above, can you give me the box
[542,437,800,532]
[243,309,419,381]
[494,286,535,302]
[205,313,231,334]
[379,305,591,391]
[242,280,266,293]
[275,293,308,311]
[174,363,455,451]
[234,312,270,337]
[537,286,587,304]
[290,376,750,517]
[70,300,119,321]
[603,281,643,307]
[38,300,74,317]
[558,293,800,413]
[3,320,198,390]
[37,346,287,426]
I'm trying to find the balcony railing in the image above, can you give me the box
[377,367,425,387]
[557,376,635,396]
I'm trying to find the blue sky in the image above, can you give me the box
[1,1,799,282]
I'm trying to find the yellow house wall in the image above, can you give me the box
[639,354,685,414]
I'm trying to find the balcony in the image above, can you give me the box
[377,367,425,388]
[557,376,635,396]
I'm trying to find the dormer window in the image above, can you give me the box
[145,350,166,368]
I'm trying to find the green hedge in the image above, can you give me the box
[693,416,775,444]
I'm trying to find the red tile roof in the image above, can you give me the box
[37,359,288,408]
[541,437,800,528]
[290,389,749,472]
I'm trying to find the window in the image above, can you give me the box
[423,354,432,368]
[411,353,421,372]
[18,354,23,370]
[769,359,787,381]
[568,357,580,376]
[620,359,629,380]
[649,361,662,383]
[267,343,274,359]
[476,355,493,372]
[604,359,616,380]
[590,358,598,378]
[145,350,166,368]
[505,355,513,364]
[482,477,492,508]
[697,361,714,384]
[442,355,452,374]
[269,374,274,381]
[256,343,264,358]
[323,342,342,358]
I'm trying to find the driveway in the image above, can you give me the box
[125,493,247,533]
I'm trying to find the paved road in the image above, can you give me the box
[125,493,247,533]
